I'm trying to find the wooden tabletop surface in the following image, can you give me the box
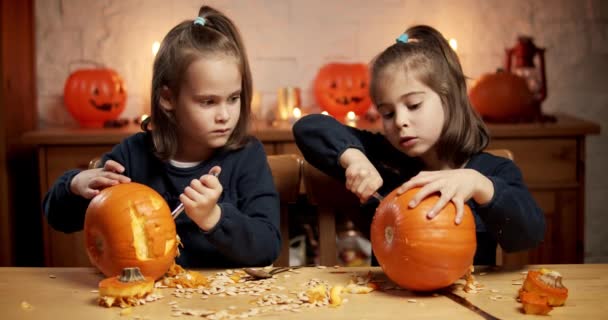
[1,264,606,319]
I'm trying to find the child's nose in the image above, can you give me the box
[394,108,409,127]
[215,104,230,122]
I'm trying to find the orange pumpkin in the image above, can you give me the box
[313,63,372,118]
[371,187,477,291]
[84,182,178,280]
[468,71,535,122]
[64,68,127,128]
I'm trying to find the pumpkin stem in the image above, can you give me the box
[119,267,145,282]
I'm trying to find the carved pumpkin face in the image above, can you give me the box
[84,183,177,280]
[314,63,372,118]
[64,69,127,128]
[371,187,476,291]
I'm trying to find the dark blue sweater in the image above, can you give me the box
[43,132,281,268]
[293,114,545,265]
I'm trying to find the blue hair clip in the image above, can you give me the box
[194,17,206,26]
[396,33,409,44]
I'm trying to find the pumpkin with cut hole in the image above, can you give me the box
[64,68,127,128]
[314,63,372,118]
[84,182,178,280]
[371,187,477,291]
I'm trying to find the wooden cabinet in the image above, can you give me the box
[23,115,600,267]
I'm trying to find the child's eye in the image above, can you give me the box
[380,111,394,119]
[200,99,216,106]
[407,103,421,110]
[229,95,240,104]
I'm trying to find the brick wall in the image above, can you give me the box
[35,0,608,262]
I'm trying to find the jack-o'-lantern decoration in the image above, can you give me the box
[64,68,127,128]
[314,63,372,118]
[371,187,477,291]
[84,182,178,280]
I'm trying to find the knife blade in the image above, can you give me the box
[441,290,501,320]
[372,191,384,201]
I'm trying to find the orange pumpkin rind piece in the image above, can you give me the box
[520,269,568,307]
[520,292,553,315]
[98,267,154,308]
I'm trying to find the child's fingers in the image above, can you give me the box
[81,188,100,199]
[183,185,204,203]
[453,199,465,225]
[408,182,442,208]
[208,166,221,177]
[397,178,426,195]
[89,177,120,189]
[101,171,131,183]
[426,191,454,219]
[103,160,125,173]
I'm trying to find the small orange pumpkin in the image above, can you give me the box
[371,187,477,291]
[84,182,178,280]
[313,63,372,118]
[468,71,535,122]
[64,68,127,128]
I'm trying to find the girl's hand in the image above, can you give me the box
[69,160,131,199]
[396,169,494,224]
[339,148,383,203]
[181,166,223,231]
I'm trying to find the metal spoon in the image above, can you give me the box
[243,266,305,280]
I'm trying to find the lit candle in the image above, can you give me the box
[152,41,160,57]
[346,111,358,127]
[449,38,458,52]
[292,107,302,119]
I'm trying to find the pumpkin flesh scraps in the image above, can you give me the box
[98,268,154,308]
[518,268,568,315]
[160,263,209,288]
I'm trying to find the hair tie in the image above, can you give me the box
[396,33,409,44]
[194,17,206,26]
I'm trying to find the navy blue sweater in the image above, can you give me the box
[43,132,281,268]
[293,114,545,265]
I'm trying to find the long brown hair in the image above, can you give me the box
[370,25,489,167]
[142,5,253,160]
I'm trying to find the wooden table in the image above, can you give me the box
[1,264,605,319]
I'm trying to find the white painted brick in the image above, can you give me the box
[37,95,77,128]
